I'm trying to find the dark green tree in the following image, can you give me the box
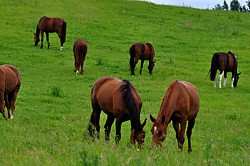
[223,0,229,10]
[246,0,250,9]
[230,0,241,11]
[214,3,223,10]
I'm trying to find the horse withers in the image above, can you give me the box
[34,16,67,50]
[129,42,155,75]
[86,76,147,150]
[209,51,241,88]
[0,65,22,120]
[150,80,200,153]
[73,39,88,75]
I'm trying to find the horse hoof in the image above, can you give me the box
[60,46,63,51]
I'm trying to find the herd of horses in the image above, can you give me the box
[0,16,241,153]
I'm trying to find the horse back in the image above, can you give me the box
[91,76,122,115]
[38,16,64,33]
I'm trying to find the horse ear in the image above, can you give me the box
[150,114,156,122]
[141,118,147,128]
[161,115,165,125]
[153,60,156,63]
[238,72,241,76]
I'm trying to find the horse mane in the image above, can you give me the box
[209,53,219,81]
[120,80,142,132]
[35,25,40,36]
[228,51,238,71]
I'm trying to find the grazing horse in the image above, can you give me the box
[150,80,200,153]
[209,51,241,88]
[86,76,147,150]
[34,16,67,50]
[73,39,88,75]
[129,42,155,75]
[0,65,21,120]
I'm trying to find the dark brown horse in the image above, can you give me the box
[34,16,67,50]
[150,80,200,153]
[209,51,241,88]
[86,76,147,150]
[0,65,21,120]
[73,39,88,75]
[129,42,155,75]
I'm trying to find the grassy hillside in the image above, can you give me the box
[0,0,249,165]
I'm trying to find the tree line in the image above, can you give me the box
[213,0,250,12]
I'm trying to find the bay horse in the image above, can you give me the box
[0,65,22,120]
[150,80,200,153]
[209,51,241,88]
[73,39,88,75]
[86,76,147,150]
[34,16,67,50]
[129,42,155,75]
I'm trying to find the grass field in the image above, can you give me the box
[0,0,249,165]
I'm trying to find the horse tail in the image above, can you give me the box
[61,21,67,44]
[120,80,142,132]
[129,44,136,71]
[209,53,219,81]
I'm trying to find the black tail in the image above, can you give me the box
[120,80,142,132]
[129,44,136,73]
[209,53,219,81]
[61,21,67,44]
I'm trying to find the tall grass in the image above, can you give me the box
[0,0,249,165]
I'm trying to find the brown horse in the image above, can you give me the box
[86,76,147,150]
[34,16,67,50]
[73,39,88,75]
[150,80,200,153]
[209,51,241,88]
[129,42,155,75]
[0,65,22,120]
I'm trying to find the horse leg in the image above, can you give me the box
[4,94,11,119]
[178,116,188,151]
[140,60,144,75]
[218,71,224,88]
[0,93,7,120]
[40,31,44,49]
[9,87,20,119]
[231,72,235,88]
[186,118,195,153]
[115,119,122,145]
[89,104,101,139]
[104,115,115,141]
[223,72,228,88]
[80,61,84,74]
[46,32,50,49]
[172,120,180,141]
[130,57,136,75]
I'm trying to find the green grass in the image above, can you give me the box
[0,0,249,165]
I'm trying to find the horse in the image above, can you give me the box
[129,42,155,75]
[0,65,22,120]
[150,80,200,153]
[34,16,67,50]
[209,51,241,88]
[86,76,147,150]
[73,39,88,75]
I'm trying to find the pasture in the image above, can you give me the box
[0,0,249,165]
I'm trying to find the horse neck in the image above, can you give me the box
[121,80,142,132]
[35,25,40,36]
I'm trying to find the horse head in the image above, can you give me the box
[148,60,156,75]
[130,118,147,150]
[233,72,241,87]
[34,33,40,46]
[150,114,167,148]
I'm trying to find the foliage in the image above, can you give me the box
[0,0,249,165]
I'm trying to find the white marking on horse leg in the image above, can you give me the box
[224,78,227,88]
[231,77,234,88]
[219,72,224,88]
[154,126,158,134]
[60,46,63,51]
[76,70,79,75]
[10,114,13,119]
